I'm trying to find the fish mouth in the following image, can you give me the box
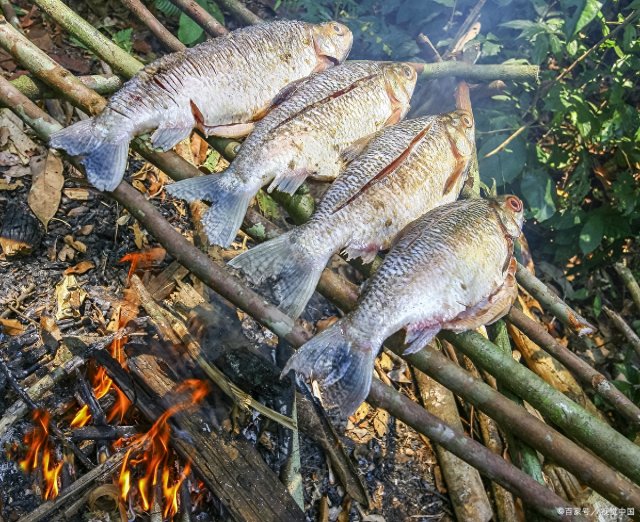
[323,55,341,66]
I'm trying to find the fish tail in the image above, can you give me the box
[282,319,378,416]
[229,231,330,318]
[165,171,253,247]
[49,119,130,192]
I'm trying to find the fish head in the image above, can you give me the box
[382,63,418,117]
[443,110,475,158]
[493,194,525,238]
[311,22,353,68]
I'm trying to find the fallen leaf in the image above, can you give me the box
[0,151,20,166]
[116,213,130,226]
[387,367,412,384]
[4,164,31,178]
[373,410,388,438]
[64,235,87,253]
[55,274,87,320]
[119,246,166,278]
[57,244,75,262]
[63,187,91,200]
[0,180,23,191]
[64,260,95,275]
[40,314,62,351]
[78,224,94,236]
[131,222,146,249]
[28,151,64,229]
[0,318,25,336]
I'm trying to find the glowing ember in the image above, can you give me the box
[20,409,63,500]
[118,379,209,518]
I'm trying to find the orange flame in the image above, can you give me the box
[20,410,63,500]
[117,379,208,518]
[70,404,91,428]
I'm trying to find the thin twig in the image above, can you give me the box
[603,306,640,358]
[614,262,640,313]
[213,0,262,25]
[169,0,228,37]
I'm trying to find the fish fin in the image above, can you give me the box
[282,319,377,416]
[343,243,381,264]
[50,119,129,192]
[206,122,255,139]
[271,76,313,107]
[229,232,329,318]
[150,125,193,151]
[442,158,470,196]
[166,171,253,247]
[267,170,308,195]
[404,324,440,355]
[339,130,382,164]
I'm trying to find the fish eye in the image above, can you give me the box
[461,113,473,127]
[332,23,342,34]
[403,65,414,78]
[506,196,523,212]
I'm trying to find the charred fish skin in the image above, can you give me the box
[283,195,525,416]
[48,20,353,192]
[229,110,475,318]
[167,61,418,247]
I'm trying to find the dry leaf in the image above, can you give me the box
[5,164,31,178]
[78,224,94,236]
[131,222,145,249]
[373,410,389,438]
[64,235,87,253]
[350,402,370,424]
[28,151,64,229]
[0,151,20,166]
[64,260,95,275]
[119,246,166,278]
[0,180,23,191]
[57,243,75,262]
[116,213,130,226]
[40,314,62,351]
[0,318,25,336]
[63,187,90,200]
[55,274,87,320]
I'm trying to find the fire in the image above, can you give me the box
[118,379,209,519]
[70,404,91,428]
[20,410,63,500]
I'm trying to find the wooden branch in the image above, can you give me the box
[0,0,20,31]
[17,449,129,522]
[508,307,640,426]
[120,0,186,51]
[409,61,539,82]
[442,330,640,485]
[95,348,305,522]
[70,425,138,440]
[603,306,640,358]
[366,380,578,522]
[614,262,640,313]
[414,369,493,521]
[515,263,595,335]
[213,0,262,25]
[169,0,228,37]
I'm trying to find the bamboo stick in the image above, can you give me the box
[0,0,20,31]
[2,36,639,513]
[507,307,640,426]
[120,0,186,51]
[414,369,493,521]
[614,263,640,313]
[441,330,640,485]
[169,0,228,37]
[214,0,262,25]
[603,306,640,358]
[515,263,595,335]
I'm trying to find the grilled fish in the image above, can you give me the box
[229,110,475,318]
[165,61,418,247]
[283,195,524,415]
[49,20,353,191]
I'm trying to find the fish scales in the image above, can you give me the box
[282,196,524,415]
[49,20,352,191]
[229,111,474,317]
[167,60,417,247]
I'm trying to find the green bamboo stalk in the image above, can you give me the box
[169,0,228,37]
[11,73,122,99]
[33,0,140,77]
[515,263,595,335]
[410,61,539,82]
[2,76,637,515]
[441,330,640,485]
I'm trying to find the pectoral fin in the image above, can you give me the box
[206,122,255,138]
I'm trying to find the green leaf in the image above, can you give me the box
[478,135,527,186]
[154,0,181,17]
[520,170,557,222]
[255,190,281,220]
[178,12,205,46]
[564,0,602,36]
[579,214,604,254]
[113,28,134,53]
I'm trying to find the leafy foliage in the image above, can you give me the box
[278,0,640,283]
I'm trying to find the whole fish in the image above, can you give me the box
[229,110,475,318]
[166,61,418,247]
[283,195,524,415]
[49,20,353,191]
